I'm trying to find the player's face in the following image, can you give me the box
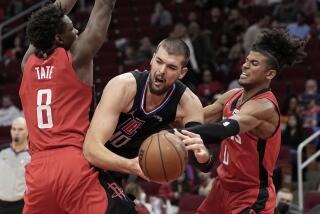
[57,15,78,50]
[239,51,276,89]
[149,46,187,95]
[10,121,28,145]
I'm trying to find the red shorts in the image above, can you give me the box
[23,146,107,214]
[197,178,276,214]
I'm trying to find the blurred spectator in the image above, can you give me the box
[276,188,293,213]
[275,188,302,214]
[287,12,311,39]
[298,79,320,108]
[204,7,223,31]
[282,113,306,150]
[223,9,249,40]
[197,171,214,196]
[170,23,200,90]
[170,23,199,73]
[0,117,30,214]
[280,95,301,126]
[125,182,152,214]
[294,0,318,18]
[188,22,215,71]
[228,35,245,65]
[243,15,271,53]
[150,2,172,27]
[123,45,145,66]
[4,35,24,65]
[187,11,198,23]
[197,69,224,105]
[215,34,232,77]
[137,37,155,62]
[0,95,22,127]
[273,0,298,23]
[300,99,320,128]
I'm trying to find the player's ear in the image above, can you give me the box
[266,69,277,80]
[179,67,188,79]
[55,34,64,46]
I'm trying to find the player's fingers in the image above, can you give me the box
[139,173,150,182]
[185,143,203,151]
[183,138,203,145]
[174,129,189,140]
[181,130,200,138]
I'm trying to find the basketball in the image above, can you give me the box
[138,131,188,183]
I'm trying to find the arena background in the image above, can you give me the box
[1,0,320,213]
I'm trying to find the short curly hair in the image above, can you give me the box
[252,28,307,73]
[26,4,65,52]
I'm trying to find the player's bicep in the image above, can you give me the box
[86,81,127,146]
[204,102,223,123]
[231,99,274,133]
[182,90,204,125]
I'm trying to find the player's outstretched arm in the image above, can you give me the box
[71,0,116,67]
[180,98,279,144]
[174,89,213,172]
[83,74,147,179]
[204,89,240,123]
[21,0,78,70]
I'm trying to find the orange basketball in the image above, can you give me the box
[138,131,188,183]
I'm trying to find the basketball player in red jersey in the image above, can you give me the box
[19,0,116,213]
[175,29,306,213]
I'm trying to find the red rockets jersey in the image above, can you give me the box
[217,88,281,191]
[19,48,93,155]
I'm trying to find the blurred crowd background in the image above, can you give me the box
[1,0,320,213]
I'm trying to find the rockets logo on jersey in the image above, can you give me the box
[109,117,145,148]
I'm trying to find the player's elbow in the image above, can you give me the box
[83,139,96,165]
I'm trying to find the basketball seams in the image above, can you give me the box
[144,134,154,179]
[158,133,169,182]
[163,133,184,178]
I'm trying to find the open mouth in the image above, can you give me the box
[240,72,248,79]
[154,76,165,85]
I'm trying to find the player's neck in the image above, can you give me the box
[145,88,171,112]
[241,85,270,103]
[11,142,27,153]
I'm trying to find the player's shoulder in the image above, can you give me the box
[224,88,243,98]
[107,72,136,88]
[242,98,277,116]
[180,87,203,108]
[0,143,10,152]
[217,88,242,103]
[103,72,137,99]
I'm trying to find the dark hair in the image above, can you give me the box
[156,38,190,67]
[252,28,306,74]
[26,4,65,53]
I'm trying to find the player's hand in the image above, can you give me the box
[174,129,210,164]
[130,157,150,182]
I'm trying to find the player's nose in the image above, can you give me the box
[159,64,166,73]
